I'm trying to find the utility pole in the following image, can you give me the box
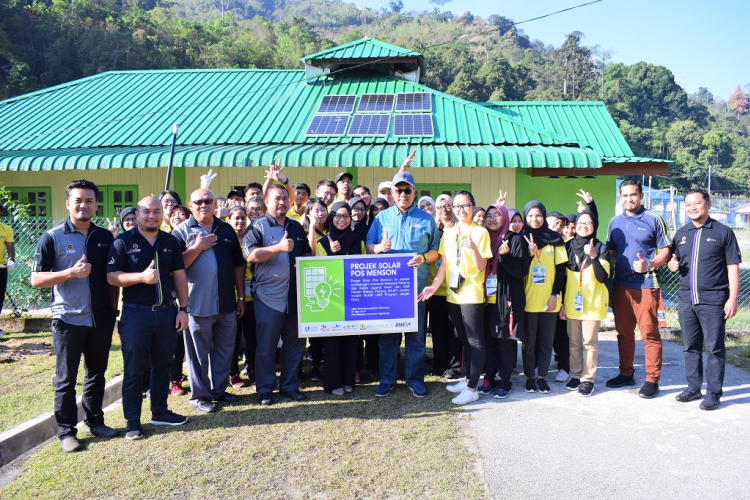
[707,162,712,192]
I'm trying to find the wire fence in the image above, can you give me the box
[3,217,750,332]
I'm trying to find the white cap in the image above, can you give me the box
[378,181,392,193]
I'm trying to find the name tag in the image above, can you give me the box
[532,265,546,285]
[449,269,460,289]
[486,275,497,296]
[574,291,584,313]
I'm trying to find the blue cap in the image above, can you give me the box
[391,171,416,187]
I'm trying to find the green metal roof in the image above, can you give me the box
[0,143,601,170]
[302,37,422,62]
[479,101,635,158]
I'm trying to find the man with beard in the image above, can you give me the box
[244,185,311,405]
[32,180,119,452]
[107,196,190,439]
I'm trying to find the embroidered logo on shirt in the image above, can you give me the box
[706,237,717,242]
[163,248,172,252]
[65,244,75,254]
[108,257,115,264]
[679,236,687,245]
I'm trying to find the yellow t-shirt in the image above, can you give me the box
[438,223,493,305]
[524,243,568,313]
[563,258,610,321]
[286,206,304,222]
[160,221,172,233]
[428,259,448,297]
[0,222,14,265]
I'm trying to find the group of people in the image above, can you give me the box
[28,154,741,453]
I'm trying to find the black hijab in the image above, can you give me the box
[318,202,362,256]
[349,197,369,241]
[522,200,565,247]
[368,197,389,229]
[567,210,603,271]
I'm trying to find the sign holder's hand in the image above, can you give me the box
[418,285,436,302]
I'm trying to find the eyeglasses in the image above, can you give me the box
[393,187,413,195]
[576,222,594,227]
[351,206,366,213]
[452,204,473,212]
[162,199,178,206]
[191,199,214,206]
[485,214,502,221]
[437,205,452,211]
[247,207,263,212]
[122,217,137,224]
[333,214,351,221]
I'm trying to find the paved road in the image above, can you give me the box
[464,332,750,500]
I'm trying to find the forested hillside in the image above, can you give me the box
[1,0,748,192]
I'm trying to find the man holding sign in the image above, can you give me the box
[366,156,440,398]
[32,180,119,452]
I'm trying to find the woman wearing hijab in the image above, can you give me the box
[559,211,610,397]
[317,202,364,395]
[419,190,493,405]
[521,201,568,394]
[349,197,369,244]
[368,197,390,228]
[478,204,530,399]
[418,196,436,218]
[302,198,329,380]
[508,209,523,234]
[428,194,461,379]
[473,207,486,227]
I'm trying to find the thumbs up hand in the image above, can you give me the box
[278,230,294,253]
[585,243,598,259]
[462,235,476,251]
[70,254,91,279]
[328,235,341,254]
[667,253,679,272]
[141,260,159,284]
[633,253,649,273]
[380,229,391,253]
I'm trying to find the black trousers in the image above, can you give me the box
[484,305,518,391]
[553,317,571,372]
[231,302,256,376]
[428,295,461,376]
[52,316,115,439]
[678,302,726,397]
[448,302,485,390]
[323,335,358,392]
[0,268,6,316]
[523,312,556,378]
[171,331,185,383]
[355,335,379,373]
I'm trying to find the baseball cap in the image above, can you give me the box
[378,181,392,192]
[335,172,353,183]
[391,171,415,187]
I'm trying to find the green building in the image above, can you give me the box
[0,37,668,232]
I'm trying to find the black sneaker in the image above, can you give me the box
[638,381,660,399]
[700,393,720,411]
[566,378,581,391]
[578,382,595,397]
[84,423,119,438]
[675,389,702,403]
[279,389,306,401]
[125,421,143,440]
[151,411,189,426]
[537,379,551,394]
[442,370,463,382]
[525,379,537,393]
[606,374,636,388]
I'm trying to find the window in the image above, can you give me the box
[8,187,51,217]
[96,185,138,218]
[415,183,471,199]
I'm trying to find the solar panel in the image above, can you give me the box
[316,95,357,114]
[356,94,395,113]
[395,93,432,112]
[393,114,434,137]
[348,114,390,136]
[305,114,350,136]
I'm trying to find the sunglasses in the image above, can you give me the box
[393,187,413,195]
[191,199,214,206]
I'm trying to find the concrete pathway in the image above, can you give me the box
[465,332,750,500]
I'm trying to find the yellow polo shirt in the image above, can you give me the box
[563,258,610,321]
[524,243,568,313]
[0,222,13,265]
[438,223,493,305]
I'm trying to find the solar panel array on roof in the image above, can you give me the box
[305,115,350,136]
[348,114,390,136]
[356,94,395,113]
[317,95,357,114]
[393,114,434,137]
[395,93,432,112]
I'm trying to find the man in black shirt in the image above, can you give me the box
[31,179,119,453]
[669,189,741,411]
[107,196,190,439]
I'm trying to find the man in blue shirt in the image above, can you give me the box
[606,180,672,399]
[668,189,741,410]
[367,171,440,398]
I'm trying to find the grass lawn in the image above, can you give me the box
[0,331,124,433]
[0,340,487,499]
[668,333,750,373]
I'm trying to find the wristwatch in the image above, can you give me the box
[178,306,191,313]
[646,264,654,273]
[238,297,246,302]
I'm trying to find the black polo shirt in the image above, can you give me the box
[172,215,245,316]
[107,227,185,306]
[672,217,741,306]
[33,218,115,326]
[243,214,311,313]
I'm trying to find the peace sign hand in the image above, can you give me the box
[576,189,593,204]
[524,234,538,256]
[496,190,507,206]
[106,217,118,237]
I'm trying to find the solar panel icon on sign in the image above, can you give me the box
[316,95,357,114]
[356,94,395,113]
[348,114,390,136]
[393,114,434,137]
[305,114,351,136]
[395,93,432,112]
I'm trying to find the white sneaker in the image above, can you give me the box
[446,380,468,393]
[452,388,479,405]
[555,369,569,382]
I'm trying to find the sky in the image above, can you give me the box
[343,0,750,101]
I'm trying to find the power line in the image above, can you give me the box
[0,0,603,148]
